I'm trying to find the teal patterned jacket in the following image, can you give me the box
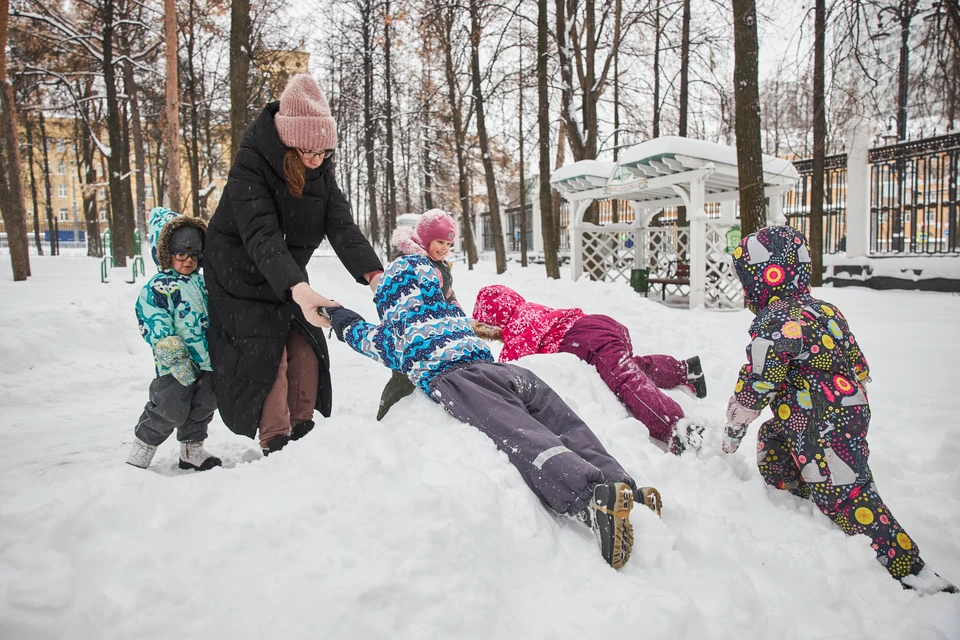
[135,207,212,377]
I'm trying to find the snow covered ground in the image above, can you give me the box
[1,255,958,639]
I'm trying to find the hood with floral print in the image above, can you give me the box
[732,225,812,315]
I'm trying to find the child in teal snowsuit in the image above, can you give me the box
[127,207,221,472]
[722,225,955,593]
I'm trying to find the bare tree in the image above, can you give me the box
[732,0,766,236]
[383,0,399,253]
[165,0,181,212]
[538,0,560,278]
[468,0,506,273]
[810,0,826,285]
[0,0,30,279]
[230,0,251,163]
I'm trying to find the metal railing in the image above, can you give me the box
[784,153,848,254]
[868,133,960,254]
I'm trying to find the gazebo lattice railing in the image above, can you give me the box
[550,136,800,309]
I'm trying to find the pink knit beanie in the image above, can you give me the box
[275,74,338,152]
[416,209,457,246]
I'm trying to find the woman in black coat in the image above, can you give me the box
[205,74,383,454]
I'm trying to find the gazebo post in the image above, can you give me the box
[570,198,593,281]
[688,174,707,309]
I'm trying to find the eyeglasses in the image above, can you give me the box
[172,251,202,261]
[298,148,334,161]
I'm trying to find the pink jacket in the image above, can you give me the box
[472,285,585,361]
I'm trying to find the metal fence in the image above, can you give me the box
[784,153,849,254]
[868,133,960,254]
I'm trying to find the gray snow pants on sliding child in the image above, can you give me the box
[135,371,217,446]
[429,361,637,516]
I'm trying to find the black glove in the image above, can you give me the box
[320,306,365,342]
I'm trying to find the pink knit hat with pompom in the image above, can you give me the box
[416,209,457,247]
[275,74,337,152]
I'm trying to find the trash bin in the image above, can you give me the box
[630,268,650,294]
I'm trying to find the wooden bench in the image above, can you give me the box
[646,260,690,300]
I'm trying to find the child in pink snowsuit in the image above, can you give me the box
[472,285,706,453]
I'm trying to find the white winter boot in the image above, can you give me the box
[127,437,158,469]
[179,441,223,471]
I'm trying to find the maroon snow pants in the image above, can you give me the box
[558,314,685,444]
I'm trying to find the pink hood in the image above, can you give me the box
[473,285,585,361]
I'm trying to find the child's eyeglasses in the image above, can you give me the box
[299,148,334,160]
[173,251,202,261]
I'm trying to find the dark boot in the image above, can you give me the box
[261,434,291,457]
[586,482,635,569]
[291,420,315,441]
[683,356,707,399]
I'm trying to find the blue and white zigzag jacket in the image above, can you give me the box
[344,254,493,395]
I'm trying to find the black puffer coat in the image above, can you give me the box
[205,103,382,439]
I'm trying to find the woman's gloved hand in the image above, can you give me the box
[291,282,339,327]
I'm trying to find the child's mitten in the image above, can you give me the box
[320,306,365,342]
[155,336,198,385]
[722,395,761,453]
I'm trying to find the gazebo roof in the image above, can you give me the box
[550,136,799,204]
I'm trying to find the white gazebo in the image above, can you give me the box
[550,136,800,309]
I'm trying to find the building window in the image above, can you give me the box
[57,161,66,175]
[99,208,108,222]
[58,184,68,198]
[56,139,66,153]
[98,187,106,199]
[144,184,153,199]
[58,208,70,221]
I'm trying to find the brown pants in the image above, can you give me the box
[259,330,319,448]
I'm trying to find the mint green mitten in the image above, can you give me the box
[155,336,198,386]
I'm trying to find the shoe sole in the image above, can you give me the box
[638,487,663,517]
[593,482,635,569]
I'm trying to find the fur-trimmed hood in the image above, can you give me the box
[391,225,427,259]
[148,206,208,272]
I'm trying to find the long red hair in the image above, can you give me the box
[283,149,305,197]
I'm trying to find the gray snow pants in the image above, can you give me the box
[429,362,637,516]
[135,371,217,446]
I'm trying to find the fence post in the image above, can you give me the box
[845,123,872,257]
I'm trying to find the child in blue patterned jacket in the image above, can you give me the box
[321,253,663,570]
[126,207,222,471]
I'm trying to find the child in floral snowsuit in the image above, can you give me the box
[723,225,954,593]
[127,207,221,472]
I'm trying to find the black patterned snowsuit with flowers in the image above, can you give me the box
[731,225,924,580]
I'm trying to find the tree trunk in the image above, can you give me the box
[185,0,202,218]
[731,0,766,236]
[518,34,528,267]
[120,34,148,239]
[103,0,134,266]
[676,0,691,228]
[0,0,29,280]
[78,90,102,258]
[230,0,251,164]
[469,0,506,273]
[441,7,478,267]
[421,66,434,211]
[612,0,621,224]
[896,10,912,140]
[538,0,559,278]
[810,0,826,286]
[383,0,398,254]
[165,0,182,213]
[653,0,661,138]
[23,116,42,255]
[38,112,57,256]
[361,0,380,250]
